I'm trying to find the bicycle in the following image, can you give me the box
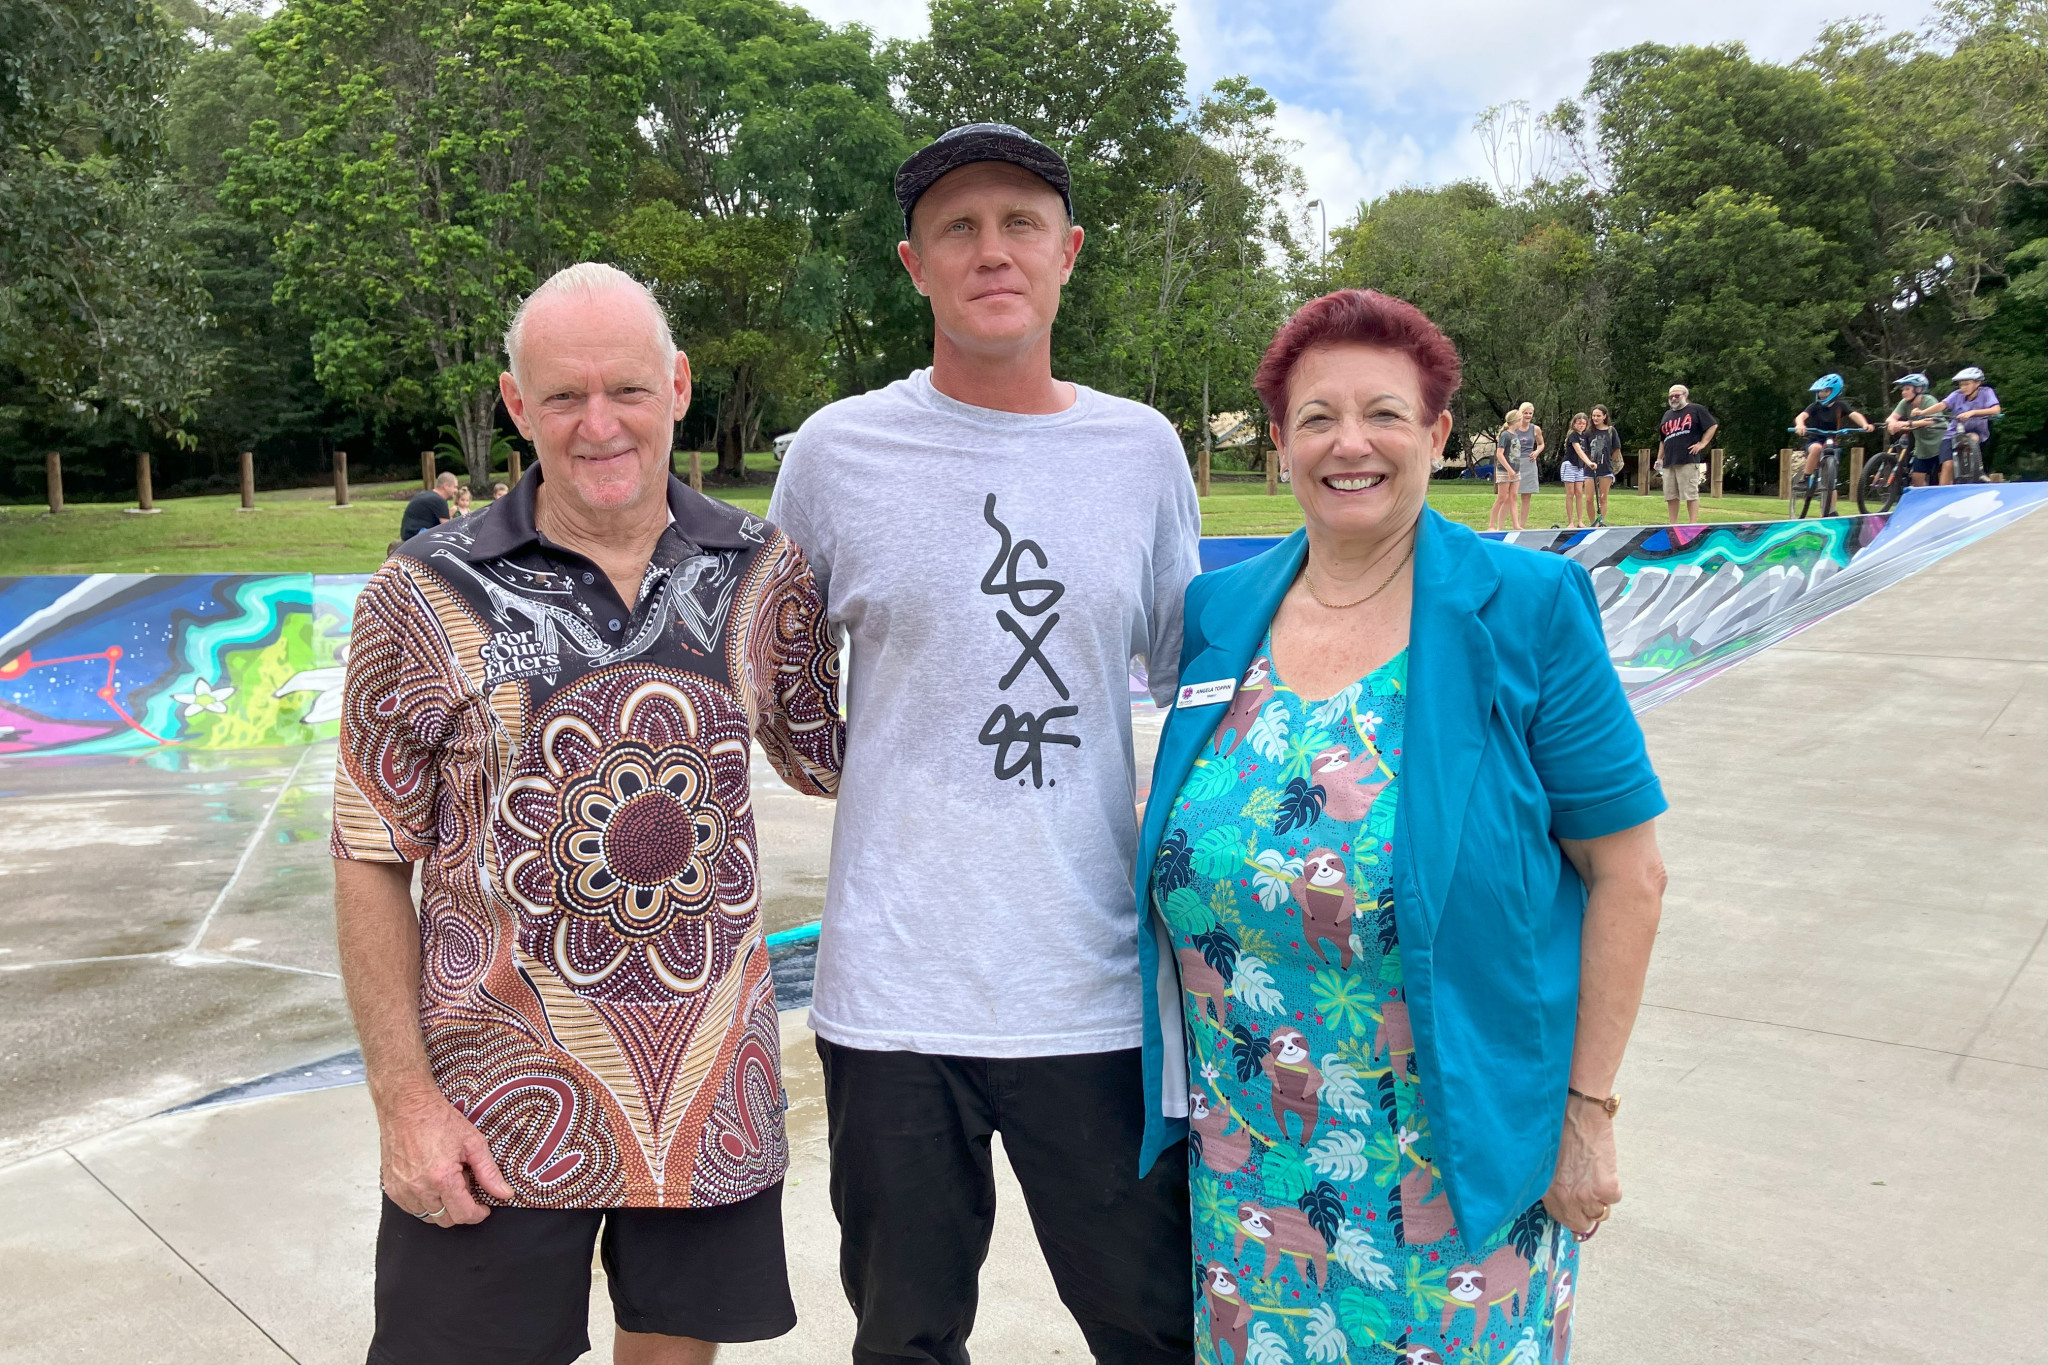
[1856,433,1914,514]
[1945,418,1991,484]
[1788,427,1869,518]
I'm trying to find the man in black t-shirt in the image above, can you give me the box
[1655,383,1718,524]
[399,472,458,542]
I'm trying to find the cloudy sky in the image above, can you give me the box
[804,0,1934,216]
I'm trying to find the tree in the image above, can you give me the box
[1805,1,2047,411]
[618,0,907,479]
[226,0,651,492]
[1576,41,1884,458]
[0,0,215,458]
[1104,78,1302,446]
[1332,182,1607,443]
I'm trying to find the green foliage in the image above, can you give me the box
[0,0,215,445]
[226,0,652,490]
[621,0,908,476]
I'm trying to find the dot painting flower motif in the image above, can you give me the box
[547,739,727,938]
[171,677,235,717]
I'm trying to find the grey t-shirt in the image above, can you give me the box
[769,369,1202,1056]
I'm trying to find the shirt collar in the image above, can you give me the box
[467,461,763,562]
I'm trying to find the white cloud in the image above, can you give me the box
[795,0,1935,215]
[1177,0,1933,213]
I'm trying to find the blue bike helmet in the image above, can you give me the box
[1810,373,1843,402]
[1894,372,1929,389]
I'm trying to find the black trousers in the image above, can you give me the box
[817,1038,1193,1365]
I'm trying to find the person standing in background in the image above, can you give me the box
[1561,412,1595,530]
[1655,384,1717,525]
[769,123,1201,1365]
[1493,406,1537,531]
[1517,400,1545,530]
[1589,405,1620,526]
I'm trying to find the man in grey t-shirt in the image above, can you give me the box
[769,124,1200,1363]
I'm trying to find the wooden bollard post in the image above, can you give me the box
[688,450,703,494]
[1709,447,1724,500]
[507,444,521,486]
[238,450,256,510]
[1265,441,1277,496]
[1849,446,1864,501]
[45,451,63,514]
[1778,448,1794,501]
[1197,445,1211,499]
[421,450,436,490]
[1636,448,1652,495]
[333,449,350,506]
[135,452,156,512]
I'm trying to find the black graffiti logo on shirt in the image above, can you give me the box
[977,494,1080,788]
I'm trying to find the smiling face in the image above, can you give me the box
[1273,343,1448,550]
[1447,1266,1485,1302]
[1304,848,1345,886]
[500,286,691,520]
[898,161,1083,362]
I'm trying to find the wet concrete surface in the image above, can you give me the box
[0,738,842,1166]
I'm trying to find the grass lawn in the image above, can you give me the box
[1200,477,1791,537]
[0,465,1788,576]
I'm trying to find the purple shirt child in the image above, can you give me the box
[1944,386,2000,440]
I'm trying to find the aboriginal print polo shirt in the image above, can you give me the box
[332,470,842,1209]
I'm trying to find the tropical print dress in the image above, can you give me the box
[1155,636,1581,1365]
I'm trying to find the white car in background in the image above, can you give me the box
[773,432,796,461]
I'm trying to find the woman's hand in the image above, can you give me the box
[1543,1098,1620,1236]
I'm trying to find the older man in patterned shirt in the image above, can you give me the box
[332,262,841,1365]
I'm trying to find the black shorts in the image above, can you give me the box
[367,1183,795,1365]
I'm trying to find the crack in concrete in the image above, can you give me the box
[65,1150,305,1364]
[1640,1000,2046,1072]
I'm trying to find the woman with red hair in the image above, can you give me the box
[1130,291,1669,1362]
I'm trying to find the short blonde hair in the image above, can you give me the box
[504,262,676,383]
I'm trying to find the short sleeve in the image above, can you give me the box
[766,434,829,604]
[745,535,843,798]
[330,567,450,862]
[1144,452,1203,705]
[1530,562,1667,842]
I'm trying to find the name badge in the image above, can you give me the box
[1176,678,1237,708]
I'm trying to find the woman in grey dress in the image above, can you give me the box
[1515,400,1544,529]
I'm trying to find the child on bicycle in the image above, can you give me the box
[1795,374,1874,480]
[1885,373,1948,486]
[1941,366,2001,475]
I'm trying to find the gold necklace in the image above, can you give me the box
[1304,537,1415,610]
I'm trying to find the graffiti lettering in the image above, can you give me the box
[978,495,1078,786]
[978,704,1082,788]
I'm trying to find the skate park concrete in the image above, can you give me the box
[0,512,2042,1363]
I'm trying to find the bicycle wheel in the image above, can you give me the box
[1857,453,1901,514]
[1822,453,1839,516]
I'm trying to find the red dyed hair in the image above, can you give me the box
[1253,289,1462,425]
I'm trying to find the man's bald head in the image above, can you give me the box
[504,262,676,388]
[436,472,458,492]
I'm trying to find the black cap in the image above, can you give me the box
[895,123,1073,236]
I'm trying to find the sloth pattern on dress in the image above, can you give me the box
[1158,638,1581,1365]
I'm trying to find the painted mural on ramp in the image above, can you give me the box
[0,486,2039,757]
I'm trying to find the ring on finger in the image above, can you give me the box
[1573,1222,1599,1243]
[418,1206,446,1222]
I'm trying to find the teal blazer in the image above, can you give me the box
[1134,508,1667,1245]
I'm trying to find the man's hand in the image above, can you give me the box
[1689,439,1707,455]
[380,1086,514,1227]
[1543,1100,1620,1235]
